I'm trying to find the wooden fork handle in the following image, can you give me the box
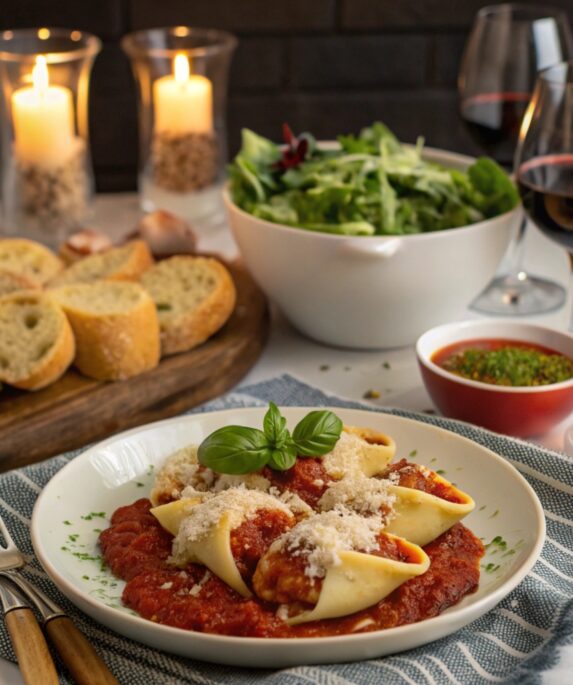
[45,615,119,685]
[6,608,59,685]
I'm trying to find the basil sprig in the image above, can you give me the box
[198,403,342,475]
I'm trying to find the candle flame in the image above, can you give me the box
[174,53,190,84]
[32,56,49,96]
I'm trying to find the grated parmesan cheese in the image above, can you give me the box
[276,604,290,621]
[151,445,216,504]
[322,431,370,479]
[271,510,383,579]
[172,486,294,564]
[268,487,313,518]
[189,570,212,597]
[318,475,396,520]
[212,472,271,493]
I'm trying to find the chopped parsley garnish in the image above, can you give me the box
[81,512,107,521]
[483,562,501,573]
[440,345,573,387]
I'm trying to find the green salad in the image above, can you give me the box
[228,122,519,236]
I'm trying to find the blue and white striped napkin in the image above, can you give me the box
[0,374,572,685]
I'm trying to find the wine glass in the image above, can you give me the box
[459,3,573,315]
[516,60,573,329]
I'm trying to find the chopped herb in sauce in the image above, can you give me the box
[436,341,573,387]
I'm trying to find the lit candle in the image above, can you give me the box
[11,56,75,167]
[153,53,213,135]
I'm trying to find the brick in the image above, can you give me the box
[340,0,573,31]
[290,35,429,89]
[431,33,466,88]
[228,90,475,158]
[89,45,138,172]
[90,43,134,98]
[94,168,137,193]
[231,37,285,91]
[0,0,124,41]
[128,0,335,34]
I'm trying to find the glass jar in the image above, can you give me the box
[122,27,237,228]
[0,28,101,247]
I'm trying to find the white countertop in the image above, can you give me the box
[88,192,572,454]
[1,192,572,684]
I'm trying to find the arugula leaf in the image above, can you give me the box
[229,122,519,236]
[467,157,520,217]
[292,410,343,457]
[198,426,270,475]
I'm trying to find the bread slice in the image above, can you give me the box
[50,281,160,381]
[0,238,63,286]
[50,240,153,287]
[0,291,75,390]
[0,270,39,297]
[140,256,236,356]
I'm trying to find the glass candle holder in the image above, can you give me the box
[0,28,101,247]
[122,27,237,226]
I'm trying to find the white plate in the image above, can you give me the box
[31,407,545,668]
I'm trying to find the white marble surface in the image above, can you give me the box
[1,192,572,684]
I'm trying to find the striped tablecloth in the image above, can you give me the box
[0,374,572,684]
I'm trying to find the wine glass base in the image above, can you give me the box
[470,273,566,316]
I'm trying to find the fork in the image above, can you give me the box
[0,516,119,685]
[0,574,59,684]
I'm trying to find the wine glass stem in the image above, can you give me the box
[504,216,528,280]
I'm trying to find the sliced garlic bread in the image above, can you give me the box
[50,281,160,381]
[0,270,39,297]
[50,240,153,287]
[0,291,75,390]
[0,238,63,286]
[140,256,236,356]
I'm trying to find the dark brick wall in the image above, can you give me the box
[2,0,572,191]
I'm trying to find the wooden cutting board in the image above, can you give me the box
[0,261,269,472]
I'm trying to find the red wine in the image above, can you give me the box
[518,155,573,250]
[460,92,531,166]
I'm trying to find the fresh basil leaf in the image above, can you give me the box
[292,410,343,457]
[263,402,289,446]
[198,426,271,474]
[267,445,297,471]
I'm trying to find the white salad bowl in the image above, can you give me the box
[224,147,520,349]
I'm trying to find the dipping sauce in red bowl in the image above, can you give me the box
[416,320,573,437]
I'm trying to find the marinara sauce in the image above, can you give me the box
[100,470,484,638]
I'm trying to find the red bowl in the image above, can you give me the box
[416,320,573,438]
